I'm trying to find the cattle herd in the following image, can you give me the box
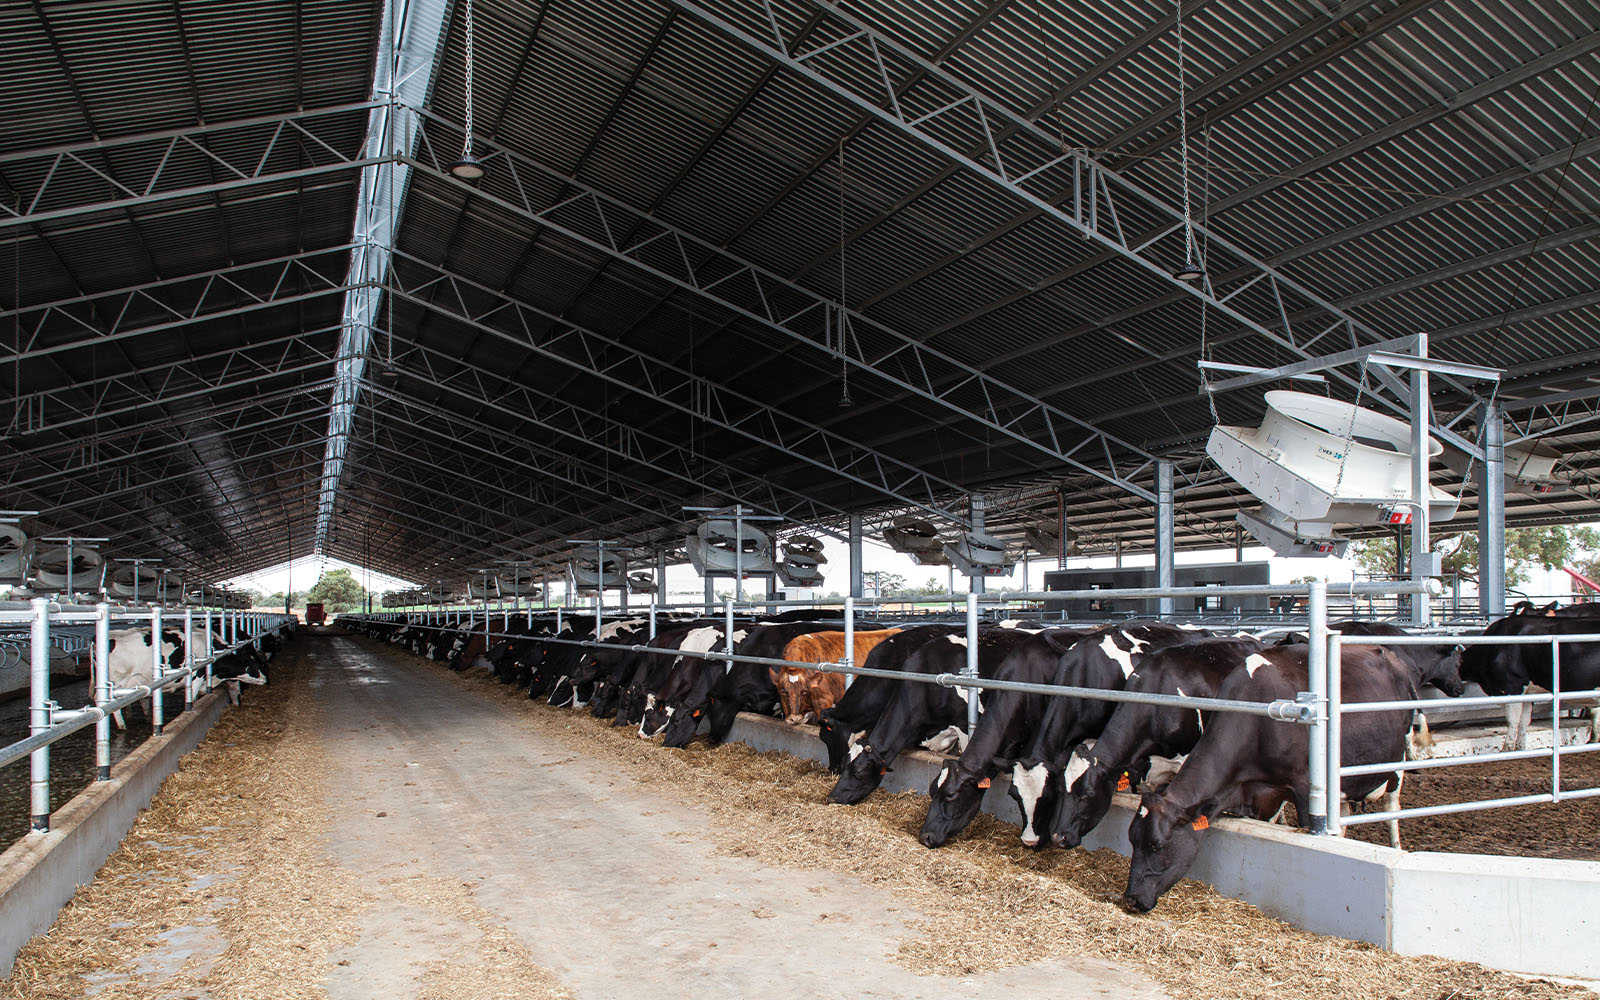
[338,601,1599,913]
[104,619,287,726]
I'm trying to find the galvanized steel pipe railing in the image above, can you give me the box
[1,601,296,833]
[1325,629,1600,834]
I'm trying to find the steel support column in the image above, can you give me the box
[1411,333,1432,627]
[1156,461,1175,616]
[1478,401,1506,617]
[849,514,864,599]
[969,494,987,595]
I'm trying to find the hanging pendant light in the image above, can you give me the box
[1172,0,1205,282]
[448,0,487,181]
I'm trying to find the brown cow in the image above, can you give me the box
[773,629,902,724]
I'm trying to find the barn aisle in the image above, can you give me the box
[311,632,1170,999]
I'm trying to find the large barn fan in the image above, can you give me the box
[881,517,948,566]
[497,567,543,598]
[1442,438,1566,495]
[1207,391,1460,557]
[33,544,106,595]
[684,520,775,577]
[0,524,32,587]
[571,552,627,592]
[942,530,1016,578]
[465,575,498,601]
[105,560,160,601]
[776,534,826,589]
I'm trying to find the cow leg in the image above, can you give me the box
[112,708,126,730]
[1504,702,1533,751]
[1407,712,1433,758]
[1385,773,1404,850]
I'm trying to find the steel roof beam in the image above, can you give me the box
[406,112,1155,504]
[315,0,457,559]
[387,251,968,522]
[368,329,851,527]
[662,0,1487,458]
[0,103,381,232]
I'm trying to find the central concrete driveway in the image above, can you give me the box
[312,634,1169,1000]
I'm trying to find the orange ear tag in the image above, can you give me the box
[1116,774,1131,792]
[977,777,991,789]
[1191,815,1210,831]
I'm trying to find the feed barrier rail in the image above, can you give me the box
[0,599,295,833]
[345,579,1443,835]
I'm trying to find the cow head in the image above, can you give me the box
[817,710,851,773]
[1123,793,1208,913]
[637,693,674,739]
[1458,638,1528,697]
[919,759,998,848]
[213,643,269,687]
[1008,754,1064,849]
[1050,741,1116,850]
[827,742,891,805]
[659,700,704,748]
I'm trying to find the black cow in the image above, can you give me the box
[1123,643,1412,912]
[659,621,852,748]
[1045,635,1263,851]
[1460,613,1600,749]
[827,628,1036,805]
[919,627,1092,847]
[817,625,962,772]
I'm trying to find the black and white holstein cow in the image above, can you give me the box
[1461,612,1600,749]
[1122,643,1412,913]
[1044,635,1263,852]
[816,625,962,773]
[107,627,268,727]
[826,627,1036,805]
[918,627,1099,847]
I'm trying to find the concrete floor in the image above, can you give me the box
[309,635,1172,998]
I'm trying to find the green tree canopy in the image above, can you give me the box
[305,570,368,613]
[1352,525,1600,590]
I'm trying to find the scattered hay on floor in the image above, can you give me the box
[412,644,1586,1000]
[1,646,372,1000]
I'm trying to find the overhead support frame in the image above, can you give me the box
[663,0,1481,461]
[406,107,1158,503]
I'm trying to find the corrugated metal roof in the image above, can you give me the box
[5,0,1600,587]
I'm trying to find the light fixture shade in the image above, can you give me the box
[1173,260,1206,282]
[448,154,487,180]
[378,364,402,378]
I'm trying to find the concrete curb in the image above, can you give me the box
[0,689,229,977]
[724,712,1600,980]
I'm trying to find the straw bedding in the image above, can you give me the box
[0,643,576,999]
[407,637,1588,1000]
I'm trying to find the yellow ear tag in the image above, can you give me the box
[1116,774,1131,792]
[1191,815,1210,831]
[977,777,991,789]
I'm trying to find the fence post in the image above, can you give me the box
[1552,637,1563,802]
[96,602,111,780]
[204,607,214,694]
[843,596,855,685]
[648,596,657,640]
[1325,629,1344,837]
[965,592,980,734]
[724,598,736,674]
[30,597,52,832]
[151,606,166,735]
[183,607,195,711]
[1305,579,1329,834]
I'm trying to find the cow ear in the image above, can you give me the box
[989,755,1015,773]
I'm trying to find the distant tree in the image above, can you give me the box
[916,576,947,596]
[305,569,367,613]
[1352,525,1600,589]
[263,591,285,607]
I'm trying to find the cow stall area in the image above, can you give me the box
[7,628,1588,1000]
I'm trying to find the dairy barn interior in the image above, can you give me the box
[4,0,1600,996]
